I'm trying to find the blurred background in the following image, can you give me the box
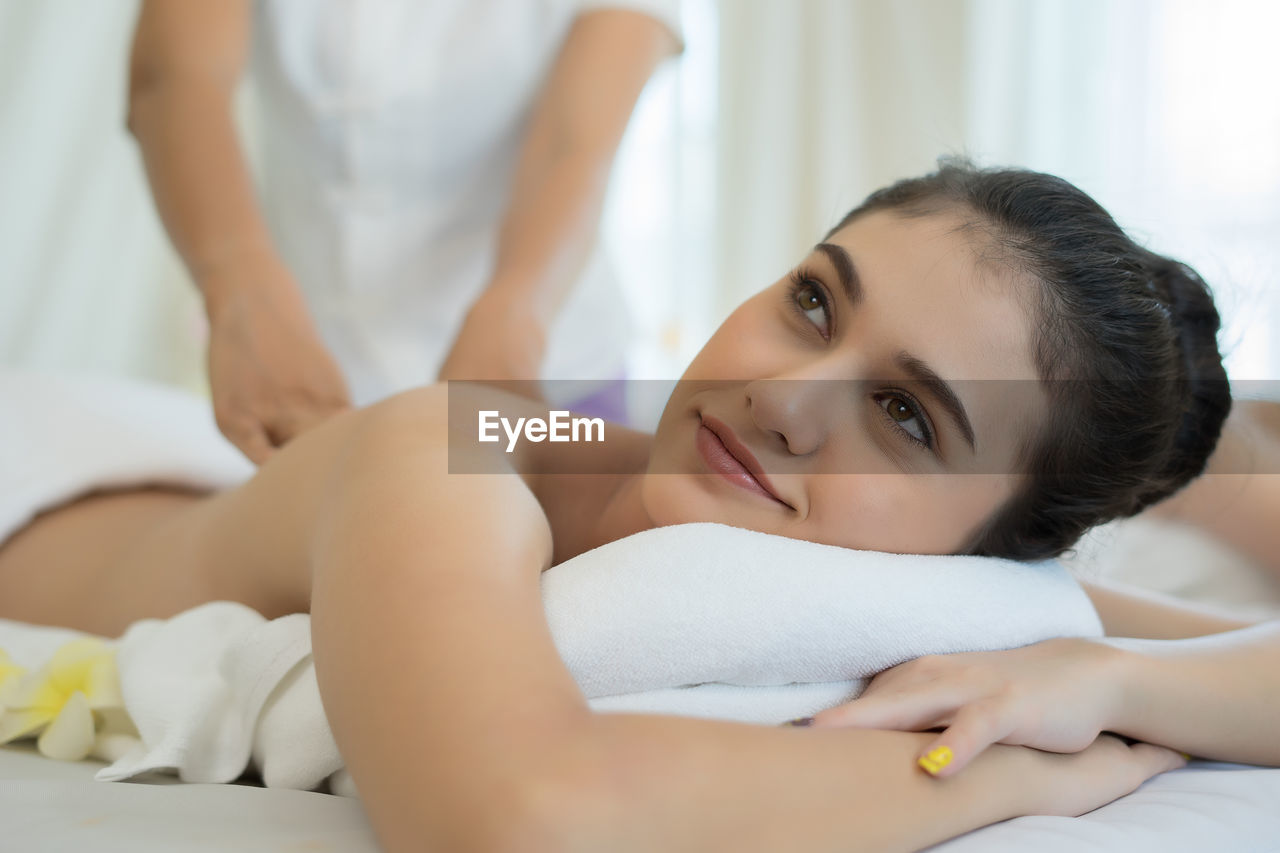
[2,0,1278,428]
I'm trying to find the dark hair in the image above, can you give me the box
[829,159,1231,560]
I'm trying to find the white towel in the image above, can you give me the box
[0,371,1103,794]
[0,370,253,547]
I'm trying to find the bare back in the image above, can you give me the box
[0,383,650,636]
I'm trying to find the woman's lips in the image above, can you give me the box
[695,417,791,508]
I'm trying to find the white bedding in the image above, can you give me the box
[4,742,1279,853]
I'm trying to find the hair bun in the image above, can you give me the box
[1140,252,1231,505]
[837,162,1233,559]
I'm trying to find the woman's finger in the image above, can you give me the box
[1126,741,1190,783]
[811,683,968,730]
[915,699,1016,778]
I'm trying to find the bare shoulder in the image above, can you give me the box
[1144,398,1280,579]
[350,382,451,437]
[246,382,549,551]
[315,383,556,580]
[1080,579,1257,639]
[353,382,556,476]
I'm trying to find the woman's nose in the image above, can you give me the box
[746,375,849,456]
[746,342,866,455]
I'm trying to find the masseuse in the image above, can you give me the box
[127,0,682,463]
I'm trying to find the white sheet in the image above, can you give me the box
[4,743,1279,852]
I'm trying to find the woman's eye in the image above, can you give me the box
[876,394,929,445]
[792,281,829,330]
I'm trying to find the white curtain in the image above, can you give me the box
[3,0,1277,393]
[707,0,1280,380]
[0,0,205,388]
[714,0,972,318]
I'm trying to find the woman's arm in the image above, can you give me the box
[811,580,1280,776]
[307,387,1181,852]
[1085,579,1280,764]
[436,9,680,391]
[128,0,349,462]
[1103,620,1280,766]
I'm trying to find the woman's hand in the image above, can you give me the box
[1016,733,1187,817]
[202,253,351,465]
[808,637,1137,778]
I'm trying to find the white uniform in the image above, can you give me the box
[247,0,681,405]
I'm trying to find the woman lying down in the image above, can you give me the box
[3,161,1279,853]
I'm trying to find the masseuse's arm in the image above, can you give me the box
[436,10,680,394]
[128,0,349,464]
[306,387,1182,853]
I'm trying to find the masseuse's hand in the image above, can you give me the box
[202,253,352,465]
[436,287,548,403]
[807,637,1135,778]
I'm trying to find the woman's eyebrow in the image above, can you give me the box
[814,243,861,305]
[813,241,976,453]
[895,352,977,452]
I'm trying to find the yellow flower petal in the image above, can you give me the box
[90,731,143,764]
[0,701,51,744]
[0,639,124,746]
[0,648,22,678]
[43,639,123,711]
[37,690,95,761]
[12,639,121,711]
[0,649,26,705]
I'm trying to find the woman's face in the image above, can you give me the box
[643,208,1048,554]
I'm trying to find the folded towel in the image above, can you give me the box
[0,371,1104,794]
[0,370,252,547]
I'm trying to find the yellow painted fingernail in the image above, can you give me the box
[918,746,953,776]
[1179,752,1193,761]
